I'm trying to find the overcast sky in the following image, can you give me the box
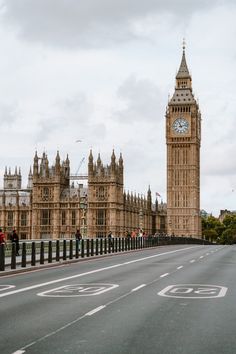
[0,0,235,216]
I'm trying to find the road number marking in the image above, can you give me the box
[0,285,15,292]
[37,283,118,297]
[158,284,228,299]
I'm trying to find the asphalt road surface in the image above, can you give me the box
[0,244,235,354]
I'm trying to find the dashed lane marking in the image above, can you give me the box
[85,305,106,316]
[177,266,183,269]
[190,260,196,263]
[131,284,146,292]
[160,273,169,278]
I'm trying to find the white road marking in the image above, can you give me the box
[37,283,118,297]
[0,285,15,292]
[206,253,210,255]
[158,284,228,299]
[11,351,25,354]
[177,266,183,269]
[190,260,196,263]
[160,273,169,278]
[131,284,146,292]
[85,305,106,316]
[0,246,197,298]
[199,256,204,259]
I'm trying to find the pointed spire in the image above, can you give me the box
[119,152,123,166]
[15,166,17,175]
[111,149,116,163]
[176,40,191,79]
[89,149,93,163]
[97,153,101,166]
[4,166,7,176]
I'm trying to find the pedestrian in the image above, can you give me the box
[75,229,82,241]
[0,228,6,246]
[11,230,20,256]
[107,231,113,239]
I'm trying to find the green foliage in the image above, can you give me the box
[202,213,236,244]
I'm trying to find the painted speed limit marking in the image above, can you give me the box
[0,285,15,292]
[158,284,228,299]
[37,283,119,297]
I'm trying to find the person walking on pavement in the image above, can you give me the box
[75,229,82,250]
[75,229,82,241]
[0,228,6,246]
[11,230,20,256]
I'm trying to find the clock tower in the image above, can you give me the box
[166,43,201,238]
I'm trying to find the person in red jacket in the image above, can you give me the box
[0,228,6,245]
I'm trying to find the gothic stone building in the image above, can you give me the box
[0,152,87,239]
[0,150,166,239]
[87,150,166,238]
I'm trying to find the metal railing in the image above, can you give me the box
[0,235,212,272]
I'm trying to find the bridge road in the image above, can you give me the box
[0,244,235,354]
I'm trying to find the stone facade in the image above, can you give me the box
[166,46,201,237]
[87,150,166,237]
[0,150,166,239]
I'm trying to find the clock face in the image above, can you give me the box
[172,118,189,134]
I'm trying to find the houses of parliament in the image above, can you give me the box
[0,45,201,239]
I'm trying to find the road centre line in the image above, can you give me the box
[160,273,169,278]
[0,246,198,298]
[131,284,146,292]
[190,260,196,263]
[85,305,106,316]
[177,266,183,269]
[12,351,25,354]
[199,256,204,259]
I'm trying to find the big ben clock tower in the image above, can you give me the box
[166,43,201,238]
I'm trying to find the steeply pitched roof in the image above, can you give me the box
[176,49,191,79]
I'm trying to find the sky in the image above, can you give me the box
[0,0,235,216]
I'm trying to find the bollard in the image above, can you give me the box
[56,240,60,262]
[108,238,111,253]
[40,241,44,265]
[122,238,125,252]
[48,241,52,263]
[86,239,90,257]
[0,244,5,271]
[11,243,16,269]
[21,242,27,267]
[100,238,103,255]
[91,239,94,256]
[81,239,85,258]
[118,237,121,252]
[104,238,107,254]
[125,238,128,251]
[31,242,36,266]
[75,239,79,259]
[115,238,118,253]
[63,240,67,260]
[128,238,131,251]
[95,239,99,256]
[69,240,73,259]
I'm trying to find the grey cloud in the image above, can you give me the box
[1,0,231,48]
[116,75,164,123]
[34,93,106,143]
[0,102,18,126]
